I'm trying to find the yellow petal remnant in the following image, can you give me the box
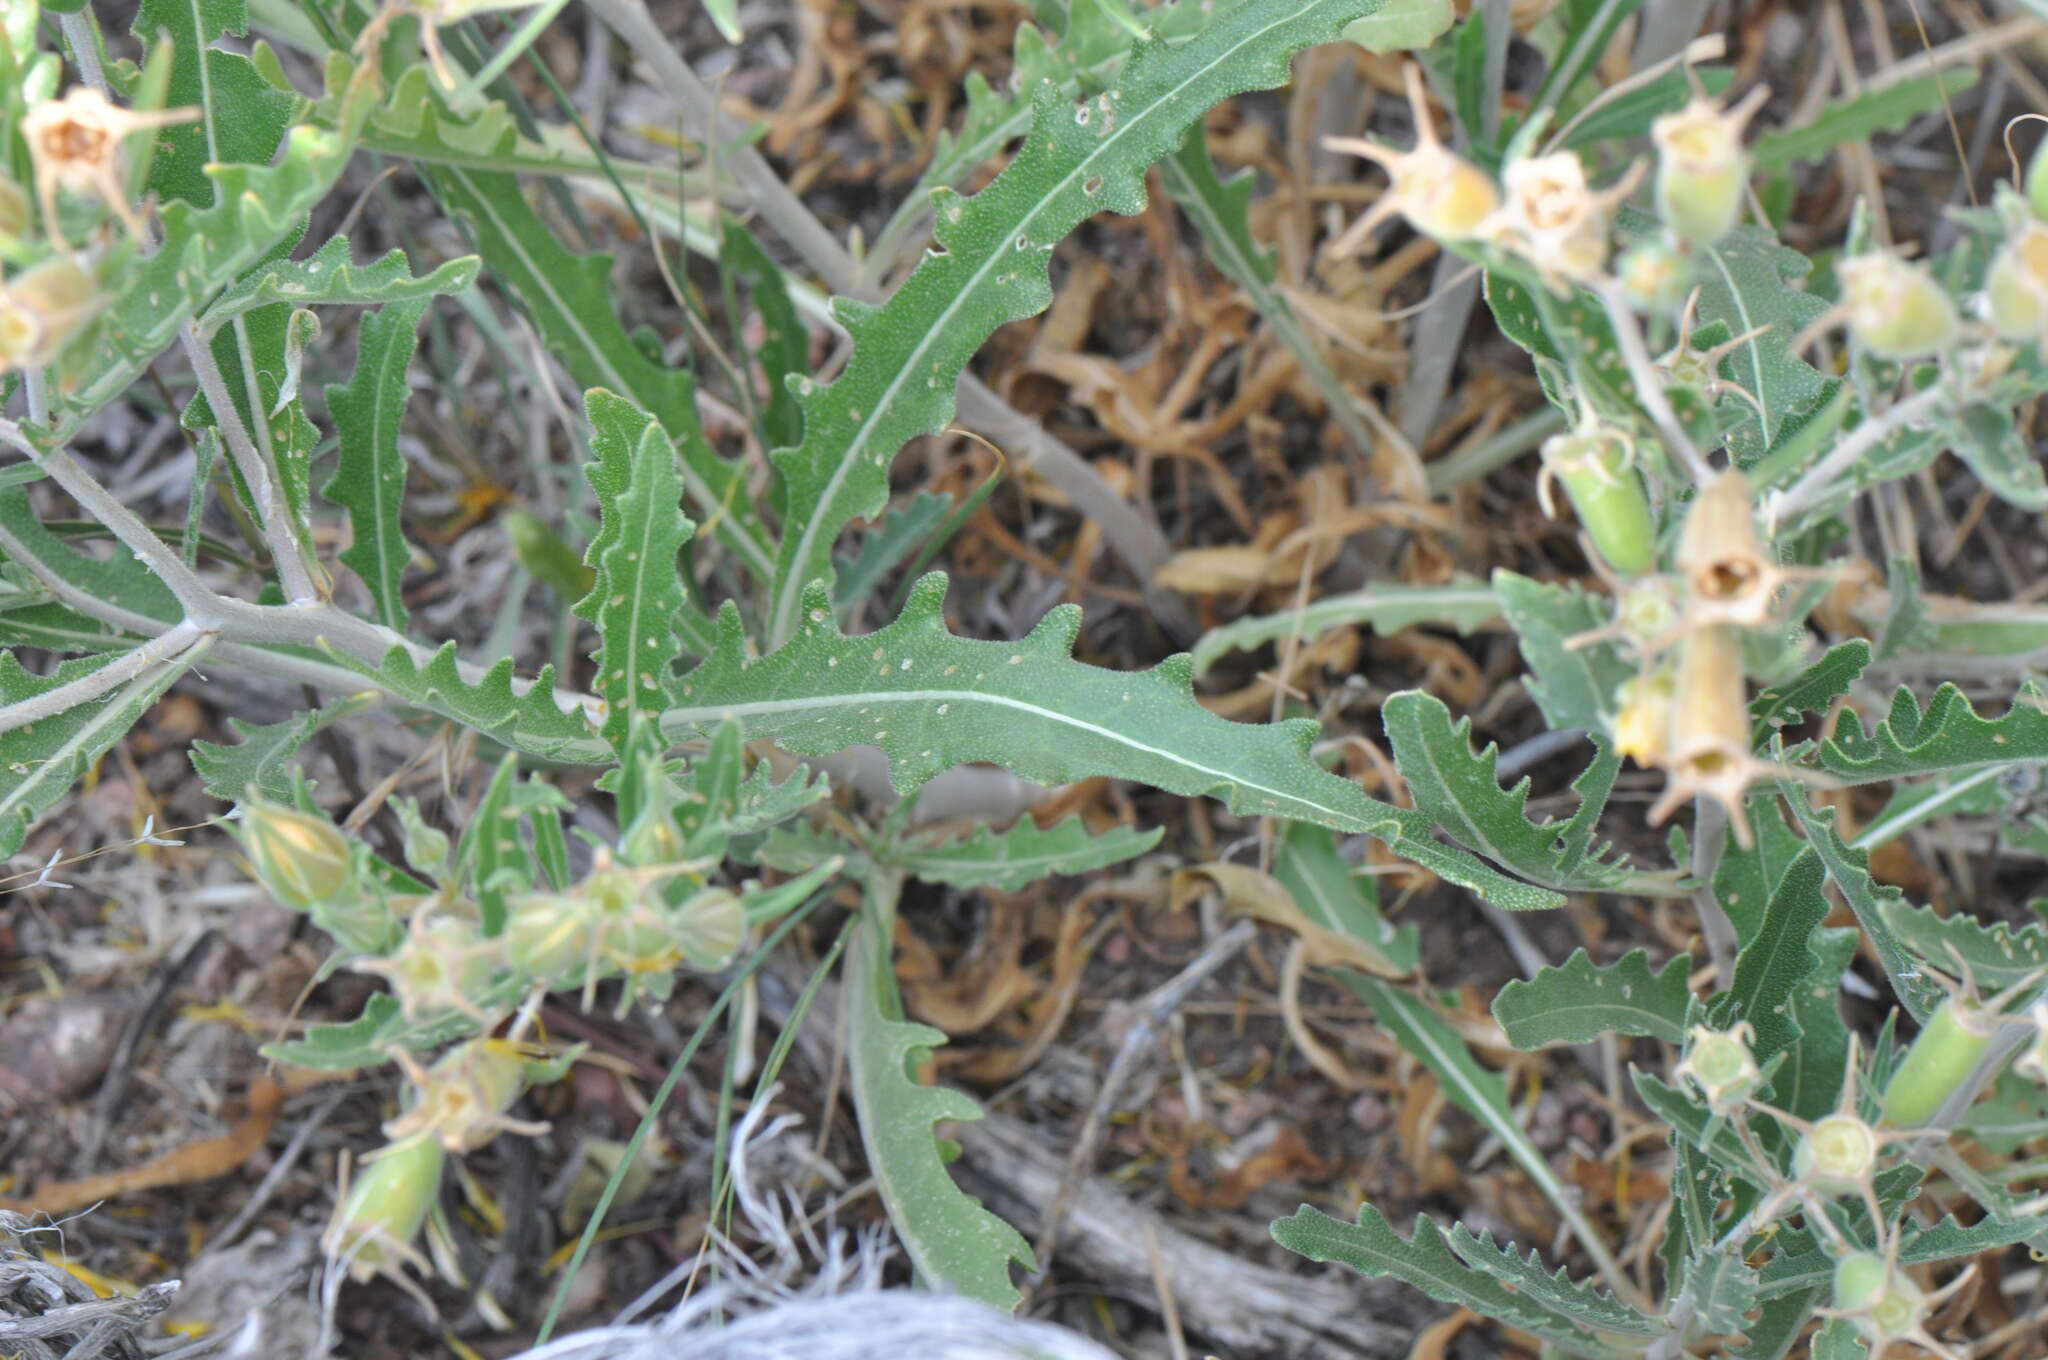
[1323,63,1500,252]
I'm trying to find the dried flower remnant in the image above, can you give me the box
[354,906,505,1025]
[1323,62,1499,253]
[381,1038,568,1155]
[19,89,196,245]
[0,256,100,373]
[1645,622,1774,846]
[1657,288,1770,419]
[1488,151,1643,289]
[1652,85,1768,250]
[1672,468,1813,632]
[1610,664,1677,767]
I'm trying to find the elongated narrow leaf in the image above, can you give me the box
[1877,899,2048,992]
[672,573,1558,909]
[427,164,772,579]
[765,0,1382,645]
[1274,820,1418,976]
[894,815,1160,891]
[199,237,479,336]
[573,391,696,754]
[1493,948,1692,1049]
[1270,1205,1611,1353]
[1190,579,1497,677]
[324,296,431,630]
[134,0,294,209]
[847,891,1032,1308]
[1492,570,1631,732]
[1759,1211,2048,1300]
[1382,690,1639,893]
[1817,682,2048,784]
[1341,975,1628,1292]
[0,644,204,856]
[1446,1226,1664,1338]
[1750,71,1980,170]
[1680,1245,1762,1337]
[1722,847,1828,1063]
[1750,641,1870,739]
[1777,926,1858,1122]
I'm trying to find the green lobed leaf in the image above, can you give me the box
[1341,0,1454,52]
[1446,1226,1663,1337]
[1382,690,1641,894]
[1493,947,1692,1049]
[1190,579,1498,678]
[426,163,772,579]
[1876,899,2048,992]
[190,695,382,805]
[1679,1245,1762,1338]
[1817,682,2048,785]
[324,295,433,631]
[334,641,605,763]
[1270,1205,1612,1353]
[1691,226,1837,467]
[1750,640,1870,740]
[1947,402,2048,510]
[1750,71,1981,170]
[891,815,1161,892]
[1631,1068,1755,1167]
[1274,820,1418,977]
[573,391,697,755]
[1491,570,1631,732]
[834,492,954,618]
[198,237,480,336]
[764,0,1383,645]
[672,573,1558,907]
[846,882,1032,1308]
[1759,1211,2048,1300]
[133,0,295,210]
[1775,925,1858,1122]
[1782,794,1944,1023]
[1713,794,1808,947]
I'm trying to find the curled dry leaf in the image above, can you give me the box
[1170,862,1411,978]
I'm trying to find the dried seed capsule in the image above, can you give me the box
[1674,469,1773,624]
[240,796,353,910]
[1323,63,1499,250]
[383,1038,556,1154]
[1490,151,1637,288]
[1652,86,1768,250]
[1838,252,1958,360]
[1676,1021,1761,1116]
[18,88,197,245]
[0,257,100,372]
[325,1132,445,1284]
[1880,996,1995,1129]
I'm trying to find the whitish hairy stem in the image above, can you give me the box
[0,622,210,735]
[1690,798,1736,987]
[58,10,110,96]
[1595,283,1712,483]
[1762,383,1950,527]
[584,0,1176,598]
[178,325,323,604]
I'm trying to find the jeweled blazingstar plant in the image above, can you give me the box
[6,2,2048,1351]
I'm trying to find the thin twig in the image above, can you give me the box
[178,326,322,604]
[1027,919,1257,1284]
[1763,383,1950,527]
[0,623,207,736]
[1595,282,1712,482]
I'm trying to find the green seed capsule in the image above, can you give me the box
[2029,134,2048,222]
[1839,253,1958,360]
[1831,1252,1925,1345]
[1794,1112,1880,1196]
[1539,429,1656,575]
[325,1134,445,1283]
[1880,998,1994,1129]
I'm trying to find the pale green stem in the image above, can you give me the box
[0,623,210,735]
[1762,384,1950,527]
[1595,281,1712,483]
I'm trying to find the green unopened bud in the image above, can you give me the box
[1880,997,1994,1129]
[241,796,353,910]
[1832,1252,1924,1342]
[1537,425,1656,575]
[1652,87,1767,250]
[675,888,743,970]
[1794,1111,1881,1196]
[1677,1022,1760,1115]
[325,1133,445,1284]
[392,798,452,878]
[2028,134,2048,222]
[1839,253,1958,360]
[1985,223,2048,345]
[0,256,99,371]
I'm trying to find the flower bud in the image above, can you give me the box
[504,891,599,983]
[1652,87,1767,250]
[325,1133,445,1284]
[1880,996,1995,1129]
[1985,222,2048,346]
[1794,1110,1881,1196]
[1838,252,1958,360]
[1611,665,1677,768]
[1676,1021,1760,1115]
[240,796,353,910]
[1324,63,1499,250]
[0,257,100,372]
[392,798,452,879]
[1537,422,1656,575]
